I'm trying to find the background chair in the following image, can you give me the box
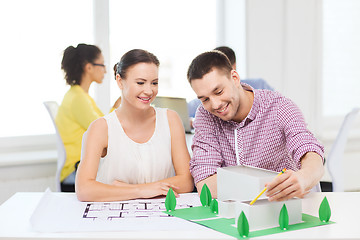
[43,101,67,192]
[323,107,360,192]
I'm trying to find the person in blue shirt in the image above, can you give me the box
[188,46,274,119]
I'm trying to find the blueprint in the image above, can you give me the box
[83,199,194,220]
[29,189,203,232]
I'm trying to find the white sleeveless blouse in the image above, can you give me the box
[96,107,175,185]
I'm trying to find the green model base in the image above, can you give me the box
[165,206,334,239]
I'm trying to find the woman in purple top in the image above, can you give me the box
[187,50,324,202]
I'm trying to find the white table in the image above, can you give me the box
[0,192,359,239]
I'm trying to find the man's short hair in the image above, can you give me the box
[214,46,236,66]
[187,51,233,83]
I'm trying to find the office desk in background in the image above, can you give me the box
[0,192,360,240]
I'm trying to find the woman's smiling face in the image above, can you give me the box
[118,62,159,110]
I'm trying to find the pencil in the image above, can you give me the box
[249,168,287,205]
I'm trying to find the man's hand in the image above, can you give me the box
[265,169,309,201]
[265,152,324,201]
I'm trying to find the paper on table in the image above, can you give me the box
[30,189,203,233]
[30,188,85,232]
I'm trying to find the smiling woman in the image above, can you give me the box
[75,49,194,202]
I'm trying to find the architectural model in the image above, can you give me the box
[165,165,333,239]
[217,165,302,231]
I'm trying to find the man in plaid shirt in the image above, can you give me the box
[187,51,324,201]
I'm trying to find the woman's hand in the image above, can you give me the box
[138,182,180,198]
[112,180,179,199]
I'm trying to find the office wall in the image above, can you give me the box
[0,136,57,204]
[245,0,360,190]
[246,0,322,134]
[0,157,56,204]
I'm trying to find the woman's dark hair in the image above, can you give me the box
[187,50,233,83]
[61,43,101,85]
[113,49,159,80]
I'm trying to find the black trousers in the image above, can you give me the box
[60,160,80,192]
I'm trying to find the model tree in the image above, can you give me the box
[200,184,212,207]
[319,196,331,222]
[210,199,218,213]
[237,211,249,238]
[279,204,289,230]
[165,188,176,212]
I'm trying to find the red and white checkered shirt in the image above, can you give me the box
[190,84,324,184]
